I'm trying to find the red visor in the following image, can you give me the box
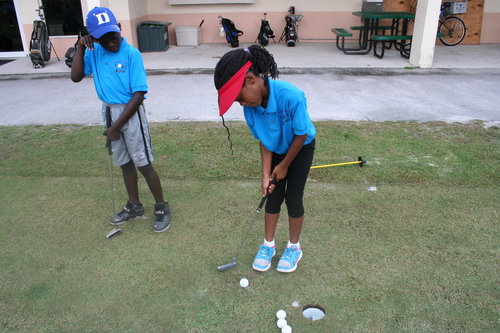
[217,61,253,116]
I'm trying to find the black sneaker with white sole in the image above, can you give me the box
[110,200,145,225]
[154,202,171,233]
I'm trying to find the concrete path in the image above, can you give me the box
[1,43,499,126]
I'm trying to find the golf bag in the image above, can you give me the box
[221,17,243,47]
[64,36,78,68]
[284,16,297,47]
[257,18,275,46]
[29,20,51,68]
[64,27,87,68]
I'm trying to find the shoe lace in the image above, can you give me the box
[257,246,273,259]
[116,206,130,218]
[281,247,296,261]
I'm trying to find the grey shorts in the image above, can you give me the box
[102,102,154,167]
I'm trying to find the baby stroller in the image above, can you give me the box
[219,16,243,47]
[279,6,303,47]
[256,13,275,46]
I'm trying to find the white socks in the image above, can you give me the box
[264,239,300,250]
[287,240,301,250]
[264,239,275,248]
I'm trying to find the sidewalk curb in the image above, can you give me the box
[2,67,500,81]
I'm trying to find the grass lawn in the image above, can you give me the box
[1,121,500,332]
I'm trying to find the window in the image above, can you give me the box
[42,0,83,36]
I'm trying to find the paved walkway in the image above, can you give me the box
[0,43,499,126]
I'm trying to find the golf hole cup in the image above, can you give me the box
[239,278,249,288]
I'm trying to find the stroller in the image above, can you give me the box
[219,16,243,47]
[256,13,275,47]
[279,6,303,47]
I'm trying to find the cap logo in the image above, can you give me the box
[94,12,111,25]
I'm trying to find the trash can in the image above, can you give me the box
[175,26,201,46]
[362,0,383,12]
[137,21,171,52]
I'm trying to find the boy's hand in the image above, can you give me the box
[103,127,120,141]
[79,34,95,51]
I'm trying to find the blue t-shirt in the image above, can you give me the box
[83,37,148,104]
[243,79,316,155]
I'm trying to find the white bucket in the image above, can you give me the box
[175,26,201,46]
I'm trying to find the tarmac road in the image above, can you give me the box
[1,69,499,127]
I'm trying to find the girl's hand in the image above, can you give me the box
[261,177,275,196]
[271,164,288,182]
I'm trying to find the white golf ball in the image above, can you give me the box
[281,325,292,333]
[277,318,287,329]
[276,309,287,319]
[239,278,249,288]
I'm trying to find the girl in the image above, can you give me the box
[214,45,316,273]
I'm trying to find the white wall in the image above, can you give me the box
[484,0,500,12]
[149,0,363,13]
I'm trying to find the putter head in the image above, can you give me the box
[217,258,237,272]
[106,228,122,239]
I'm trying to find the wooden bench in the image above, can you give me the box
[372,34,413,59]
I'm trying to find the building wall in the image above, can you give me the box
[13,0,500,60]
[482,0,500,43]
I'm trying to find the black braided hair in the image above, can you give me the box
[214,44,279,90]
[214,45,279,162]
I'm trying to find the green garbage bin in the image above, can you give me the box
[138,21,171,52]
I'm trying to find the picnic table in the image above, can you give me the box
[332,11,415,59]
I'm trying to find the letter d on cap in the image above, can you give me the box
[95,12,111,25]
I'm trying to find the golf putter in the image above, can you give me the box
[217,179,275,272]
[105,108,122,239]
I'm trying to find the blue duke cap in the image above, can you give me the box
[86,7,120,39]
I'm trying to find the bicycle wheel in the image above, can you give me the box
[438,16,466,46]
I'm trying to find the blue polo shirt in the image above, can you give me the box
[83,37,148,104]
[243,79,316,155]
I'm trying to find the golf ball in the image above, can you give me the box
[239,278,249,288]
[276,309,287,319]
[282,325,292,333]
[277,318,287,329]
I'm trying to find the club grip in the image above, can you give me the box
[105,107,112,155]
[257,178,276,211]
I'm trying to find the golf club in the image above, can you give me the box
[217,179,275,272]
[310,156,366,169]
[105,108,122,239]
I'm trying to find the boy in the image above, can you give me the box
[71,7,171,233]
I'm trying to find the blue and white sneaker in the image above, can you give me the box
[252,245,276,272]
[277,245,303,273]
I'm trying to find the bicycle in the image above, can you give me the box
[29,2,59,68]
[394,1,466,46]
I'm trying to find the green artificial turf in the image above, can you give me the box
[1,121,499,332]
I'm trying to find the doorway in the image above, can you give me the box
[0,0,25,57]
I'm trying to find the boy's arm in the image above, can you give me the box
[70,35,95,82]
[104,91,146,141]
